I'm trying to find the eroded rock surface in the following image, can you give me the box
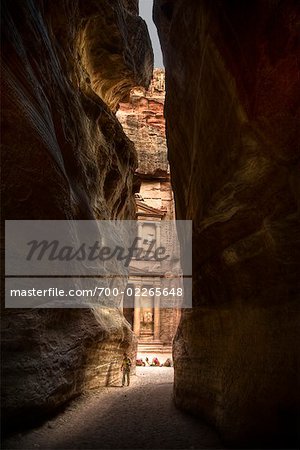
[154,0,300,447]
[117,69,168,178]
[1,0,152,428]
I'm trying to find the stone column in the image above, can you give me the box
[154,280,160,341]
[156,221,161,247]
[133,281,141,337]
[137,221,142,240]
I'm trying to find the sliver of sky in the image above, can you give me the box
[139,0,164,68]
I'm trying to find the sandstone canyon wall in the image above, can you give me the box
[1,0,153,428]
[154,0,300,447]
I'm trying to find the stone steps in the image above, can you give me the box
[138,341,172,354]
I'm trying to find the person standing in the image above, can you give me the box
[121,352,132,386]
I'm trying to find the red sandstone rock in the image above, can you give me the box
[117,69,168,178]
[154,0,300,447]
[1,0,153,425]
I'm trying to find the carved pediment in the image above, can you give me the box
[136,200,166,219]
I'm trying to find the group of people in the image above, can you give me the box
[135,356,173,367]
[136,356,158,366]
[121,353,173,387]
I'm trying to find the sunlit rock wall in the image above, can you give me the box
[1,0,153,427]
[154,0,300,447]
[117,69,168,178]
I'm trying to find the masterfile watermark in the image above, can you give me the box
[5,278,192,309]
[5,220,192,308]
[25,237,170,266]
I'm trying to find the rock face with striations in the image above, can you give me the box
[1,0,153,428]
[154,0,300,447]
[117,69,168,179]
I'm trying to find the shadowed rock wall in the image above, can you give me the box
[1,0,153,427]
[154,0,300,447]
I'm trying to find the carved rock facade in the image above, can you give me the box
[118,70,181,355]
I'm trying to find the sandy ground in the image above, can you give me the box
[3,367,224,450]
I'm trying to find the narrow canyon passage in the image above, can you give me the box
[2,0,299,448]
[3,368,223,450]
